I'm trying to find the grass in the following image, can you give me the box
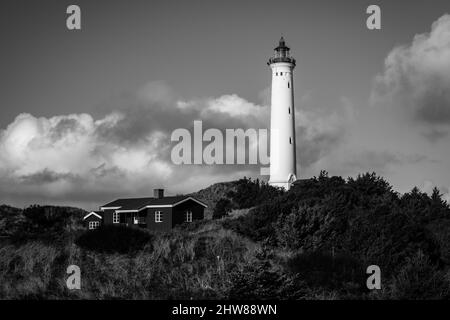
[1,192,449,300]
[0,217,263,300]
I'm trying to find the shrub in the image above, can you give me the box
[226,172,449,278]
[227,177,284,209]
[388,251,450,300]
[75,225,152,254]
[13,205,86,244]
[228,260,310,299]
[213,198,233,219]
[286,251,365,293]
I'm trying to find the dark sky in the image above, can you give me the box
[1,0,450,209]
[2,0,447,125]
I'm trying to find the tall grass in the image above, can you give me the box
[0,221,261,300]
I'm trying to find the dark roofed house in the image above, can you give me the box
[83,211,102,230]
[83,189,207,231]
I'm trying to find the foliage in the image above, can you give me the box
[0,205,25,237]
[1,172,450,300]
[228,261,308,299]
[225,172,450,277]
[386,251,450,300]
[191,181,238,219]
[226,177,284,209]
[6,205,85,244]
[212,198,233,219]
[75,225,152,254]
[286,251,365,294]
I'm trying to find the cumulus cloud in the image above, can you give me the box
[0,81,352,208]
[296,96,354,168]
[372,14,450,140]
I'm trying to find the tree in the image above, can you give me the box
[213,198,233,219]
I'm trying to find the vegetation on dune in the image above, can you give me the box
[0,172,449,299]
[75,225,152,255]
[212,198,233,219]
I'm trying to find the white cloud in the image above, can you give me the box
[372,14,450,139]
[0,81,354,208]
[205,94,268,119]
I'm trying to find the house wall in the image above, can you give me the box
[102,209,115,225]
[145,207,173,231]
[99,200,205,231]
[84,214,102,228]
[172,200,205,228]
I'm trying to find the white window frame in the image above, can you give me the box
[155,211,162,223]
[113,211,120,224]
[89,221,100,230]
[186,210,193,223]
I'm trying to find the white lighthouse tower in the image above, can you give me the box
[268,37,297,190]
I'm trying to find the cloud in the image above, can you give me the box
[343,151,429,175]
[372,14,450,140]
[296,96,354,168]
[0,81,352,208]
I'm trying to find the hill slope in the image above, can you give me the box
[0,173,449,299]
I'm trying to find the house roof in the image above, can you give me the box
[83,211,103,220]
[101,196,207,211]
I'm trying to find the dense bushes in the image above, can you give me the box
[286,251,365,294]
[228,260,307,300]
[0,205,24,237]
[75,225,152,254]
[225,172,450,292]
[227,177,284,209]
[212,198,233,219]
[387,251,450,300]
[22,205,85,231]
[1,172,450,299]
[3,205,86,244]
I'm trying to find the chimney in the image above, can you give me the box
[153,189,164,199]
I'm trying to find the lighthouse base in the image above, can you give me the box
[269,174,297,191]
[269,181,293,191]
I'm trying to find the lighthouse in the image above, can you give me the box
[268,37,297,190]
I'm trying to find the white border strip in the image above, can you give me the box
[83,212,103,220]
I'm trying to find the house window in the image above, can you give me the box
[276,72,278,76]
[186,211,193,223]
[280,72,283,76]
[137,215,146,224]
[113,212,120,224]
[132,213,137,224]
[89,221,100,230]
[155,211,163,223]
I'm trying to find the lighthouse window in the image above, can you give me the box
[280,72,283,76]
[288,107,290,114]
[288,82,290,88]
[289,137,292,144]
[276,72,278,76]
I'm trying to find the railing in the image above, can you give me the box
[268,57,296,65]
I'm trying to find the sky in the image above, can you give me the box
[1,0,450,209]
